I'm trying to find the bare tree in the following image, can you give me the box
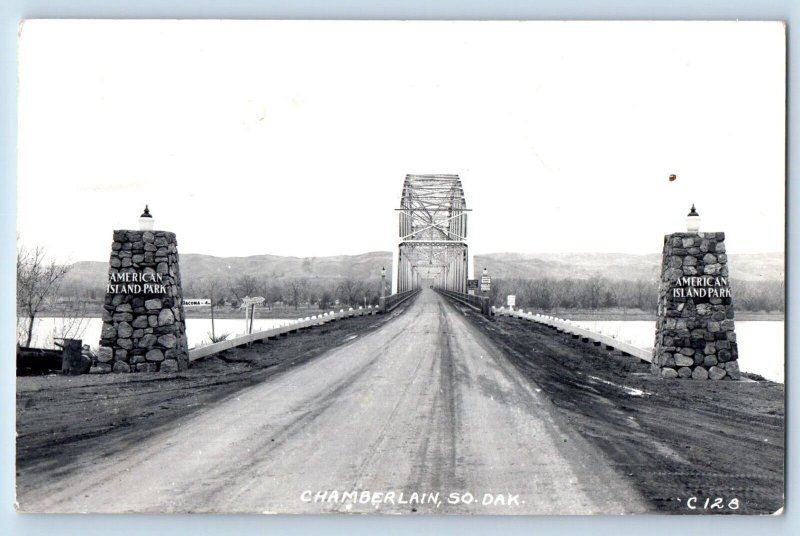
[587,274,603,310]
[17,245,72,347]
[50,300,91,345]
[319,290,333,311]
[337,278,365,307]
[260,277,272,311]
[198,277,228,341]
[288,278,308,310]
[229,274,260,304]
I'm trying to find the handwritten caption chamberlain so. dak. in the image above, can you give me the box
[300,490,522,509]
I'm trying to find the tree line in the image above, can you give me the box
[487,275,784,313]
[55,272,391,312]
[181,274,388,311]
[49,271,787,314]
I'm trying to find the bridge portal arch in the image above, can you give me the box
[394,174,470,293]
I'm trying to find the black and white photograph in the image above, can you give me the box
[14,19,785,515]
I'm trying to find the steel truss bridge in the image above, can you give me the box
[395,174,470,294]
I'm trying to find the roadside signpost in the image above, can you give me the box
[507,295,516,309]
[480,275,491,292]
[240,296,266,334]
[480,269,491,315]
[467,279,478,296]
[240,296,266,308]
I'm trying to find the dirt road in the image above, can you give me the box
[18,290,647,514]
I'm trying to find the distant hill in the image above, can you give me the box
[63,251,394,289]
[62,250,783,290]
[473,252,784,282]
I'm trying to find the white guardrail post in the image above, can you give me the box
[189,292,418,363]
[490,307,652,363]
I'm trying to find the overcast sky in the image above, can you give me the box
[18,20,785,262]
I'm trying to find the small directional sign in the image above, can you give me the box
[507,295,516,307]
[239,296,266,308]
[183,298,211,306]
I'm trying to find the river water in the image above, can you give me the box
[25,317,296,352]
[570,320,784,383]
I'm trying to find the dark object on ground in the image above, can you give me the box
[55,339,87,376]
[17,343,92,376]
[17,346,62,376]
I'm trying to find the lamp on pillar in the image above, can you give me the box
[139,205,154,231]
[381,266,386,299]
[686,204,701,232]
[99,207,188,374]
[653,206,739,380]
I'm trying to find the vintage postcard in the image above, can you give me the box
[15,20,785,514]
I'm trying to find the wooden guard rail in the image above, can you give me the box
[380,288,421,313]
[435,288,491,315]
[491,306,653,363]
[189,289,422,363]
[188,305,381,362]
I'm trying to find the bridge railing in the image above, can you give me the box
[188,305,380,362]
[379,288,421,314]
[435,288,491,315]
[490,306,652,363]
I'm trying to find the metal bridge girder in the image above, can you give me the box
[395,174,469,293]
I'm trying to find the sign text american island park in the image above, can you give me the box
[671,275,731,299]
[106,271,167,295]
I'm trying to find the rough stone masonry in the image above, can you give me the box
[93,230,189,373]
[652,232,740,380]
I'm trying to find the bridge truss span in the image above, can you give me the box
[395,174,470,293]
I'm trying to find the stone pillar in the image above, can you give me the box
[93,230,188,373]
[652,232,740,380]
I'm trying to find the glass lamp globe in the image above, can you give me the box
[685,204,701,232]
[139,205,155,231]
